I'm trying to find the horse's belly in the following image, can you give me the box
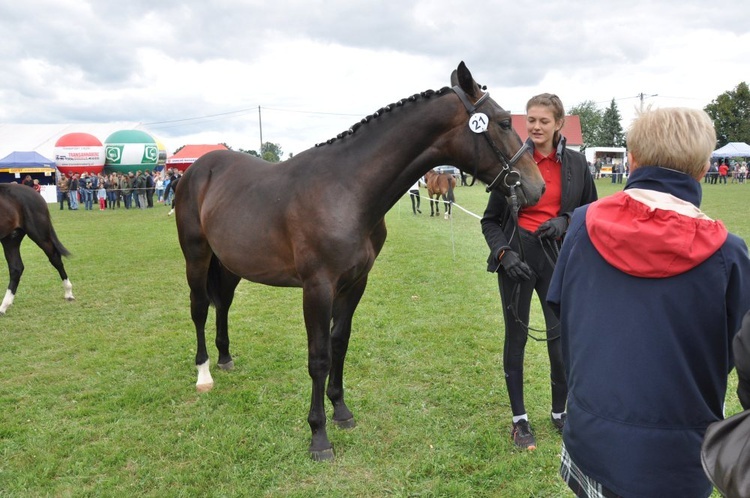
[212,238,301,287]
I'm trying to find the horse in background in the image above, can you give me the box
[174,61,545,462]
[424,169,456,219]
[0,183,75,315]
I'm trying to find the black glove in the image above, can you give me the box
[499,251,532,282]
[534,216,568,240]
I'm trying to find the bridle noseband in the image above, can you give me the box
[451,85,530,193]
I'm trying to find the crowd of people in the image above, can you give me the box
[53,168,182,212]
[704,158,749,184]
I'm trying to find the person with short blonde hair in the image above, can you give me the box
[547,107,750,497]
[627,106,716,179]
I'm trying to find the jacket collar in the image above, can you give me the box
[525,135,568,163]
[624,166,702,207]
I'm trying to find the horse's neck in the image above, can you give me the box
[322,96,460,217]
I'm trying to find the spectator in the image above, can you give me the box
[719,160,729,184]
[57,174,70,210]
[97,182,107,210]
[548,107,750,497]
[69,174,80,210]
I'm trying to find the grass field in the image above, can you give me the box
[0,178,745,497]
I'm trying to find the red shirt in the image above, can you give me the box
[518,149,562,233]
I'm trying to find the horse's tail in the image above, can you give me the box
[206,254,223,308]
[49,227,71,258]
[446,181,455,204]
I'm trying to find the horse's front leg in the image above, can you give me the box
[302,278,335,461]
[0,238,23,315]
[328,275,368,429]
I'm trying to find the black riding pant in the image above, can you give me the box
[409,189,420,213]
[497,229,567,417]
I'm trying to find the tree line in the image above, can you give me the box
[570,82,750,151]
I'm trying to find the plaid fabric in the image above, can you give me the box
[560,443,622,498]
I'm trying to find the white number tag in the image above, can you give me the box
[469,113,489,133]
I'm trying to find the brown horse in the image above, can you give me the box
[0,183,74,315]
[174,61,545,461]
[424,169,456,218]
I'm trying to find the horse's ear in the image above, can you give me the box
[454,61,478,98]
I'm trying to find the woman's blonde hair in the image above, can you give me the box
[627,107,716,179]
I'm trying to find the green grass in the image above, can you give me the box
[0,179,744,497]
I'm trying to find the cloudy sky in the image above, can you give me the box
[2,0,749,158]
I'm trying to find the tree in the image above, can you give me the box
[261,142,283,163]
[239,142,284,162]
[568,100,603,152]
[595,98,625,147]
[704,82,750,147]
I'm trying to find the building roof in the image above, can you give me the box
[165,144,229,165]
[511,114,583,146]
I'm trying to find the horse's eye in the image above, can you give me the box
[498,120,511,130]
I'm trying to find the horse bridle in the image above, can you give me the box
[451,85,530,193]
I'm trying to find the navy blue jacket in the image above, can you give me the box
[548,166,750,497]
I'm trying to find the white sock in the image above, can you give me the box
[512,414,529,424]
[551,411,565,420]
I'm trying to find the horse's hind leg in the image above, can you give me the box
[210,259,241,371]
[0,236,24,314]
[184,249,214,392]
[39,239,74,302]
[328,275,369,430]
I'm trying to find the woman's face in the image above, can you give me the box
[526,105,562,151]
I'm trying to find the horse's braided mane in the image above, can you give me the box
[315,86,453,147]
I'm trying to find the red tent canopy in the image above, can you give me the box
[165,144,229,171]
[511,114,583,147]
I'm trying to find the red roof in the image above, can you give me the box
[165,144,229,166]
[511,114,583,146]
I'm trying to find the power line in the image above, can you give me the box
[143,105,362,128]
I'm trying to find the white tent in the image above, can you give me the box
[712,142,750,158]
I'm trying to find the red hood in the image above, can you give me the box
[586,189,728,278]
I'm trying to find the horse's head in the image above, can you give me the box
[449,62,545,207]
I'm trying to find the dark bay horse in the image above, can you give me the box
[0,183,74,314]
[175,62,545,461]
[424,169,456,219]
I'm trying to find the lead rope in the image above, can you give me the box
[506,185,561,342]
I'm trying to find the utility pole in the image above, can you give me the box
[258,106,263,155]
[638,93,658,112]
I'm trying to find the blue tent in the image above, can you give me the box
[0,150,57,184]
[712,142,750,158]
[0,150,56,170]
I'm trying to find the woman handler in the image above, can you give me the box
[481,93,597,450]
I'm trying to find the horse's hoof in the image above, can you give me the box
[218,360,234,371]
[332,417,356,430]
[66,297,76,302]
[196,381,214,393]
[309,447,335,462]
